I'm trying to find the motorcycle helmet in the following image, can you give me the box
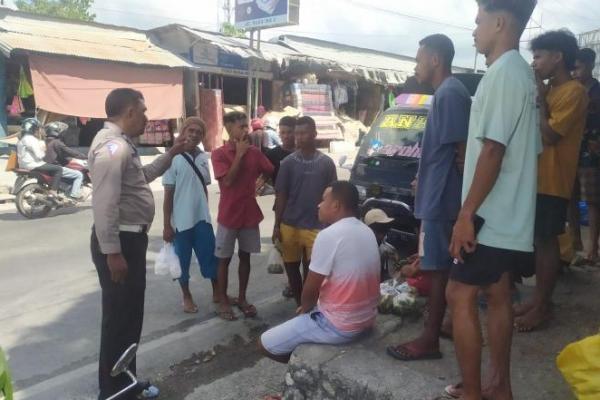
[20,118,42,136]
[45,121,69,139]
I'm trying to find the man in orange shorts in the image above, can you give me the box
[272,116,337,306]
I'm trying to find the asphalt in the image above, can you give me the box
[0,153,354,400]
[0,182,294,400]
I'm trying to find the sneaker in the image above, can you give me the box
[136,383,159,399]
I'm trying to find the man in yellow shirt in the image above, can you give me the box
[516,30,589,332]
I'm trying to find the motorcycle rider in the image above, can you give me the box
[16,118,63,198]
[44,121,87,200]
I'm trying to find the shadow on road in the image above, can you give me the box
[0,205,92,221]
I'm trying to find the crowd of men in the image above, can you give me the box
[85,0,600,399]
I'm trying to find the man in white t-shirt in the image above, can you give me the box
[259,181,380,363]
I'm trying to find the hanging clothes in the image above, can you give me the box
[332,83,349,109]
[388,91,396,108]
[18,67,34,99]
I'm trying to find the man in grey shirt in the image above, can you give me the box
[89,88,185,400]
[273,116,337,305]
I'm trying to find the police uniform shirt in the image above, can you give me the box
[89,121,171,254]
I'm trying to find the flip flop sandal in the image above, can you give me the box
[237,303,257,318]
[282,286,294,298]
[444,383,491,400]
[444,383,463,398]
[386,345,442,361]
[183,303,199,314]
[216,309,238,321]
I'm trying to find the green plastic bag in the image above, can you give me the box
[557,334,600,400]
[0,346,13,400]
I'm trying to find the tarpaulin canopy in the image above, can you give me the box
[29,54,184,120]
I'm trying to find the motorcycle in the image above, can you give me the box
[11,159,92,219]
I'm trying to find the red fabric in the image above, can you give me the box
[406,273,432,297]
[29,54,183,120]
[211,144,274,229]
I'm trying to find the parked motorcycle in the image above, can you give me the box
[11,158,92,219]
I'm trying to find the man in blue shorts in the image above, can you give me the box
[387,34,471,362]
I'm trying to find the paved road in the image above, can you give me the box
[0,160,351,400]
[0,184,292,399]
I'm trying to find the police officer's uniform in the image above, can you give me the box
[89,121,172,400]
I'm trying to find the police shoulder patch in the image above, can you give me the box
[105,141,121,157]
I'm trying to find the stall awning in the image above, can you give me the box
[29,55,184,120]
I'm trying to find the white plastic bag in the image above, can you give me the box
[155,242,181,279]
[267,244,284,274]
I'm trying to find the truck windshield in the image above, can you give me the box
[358,110,426,159]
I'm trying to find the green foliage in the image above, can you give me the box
[16,0,96,22]
[221,22,246,38]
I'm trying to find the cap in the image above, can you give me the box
[364,208,394,226]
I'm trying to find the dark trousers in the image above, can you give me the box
[91,229,148,400]
[33,163,62,191]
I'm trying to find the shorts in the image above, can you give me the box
[280,223,319,263]
[535,194,568,240]
[578,167,600,203]
[419,219,454,271]
[215,224,261,258]
[450,244,532,286]
[260,308,361,356]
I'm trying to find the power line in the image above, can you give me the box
[344,0,474,32]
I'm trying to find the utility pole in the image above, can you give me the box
[223,0,231,24]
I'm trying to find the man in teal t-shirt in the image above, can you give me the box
[445,1,540,399]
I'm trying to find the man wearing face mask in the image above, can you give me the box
[89,88,186,400]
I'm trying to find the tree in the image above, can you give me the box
[16,0,96,22]
[221,22,246,38]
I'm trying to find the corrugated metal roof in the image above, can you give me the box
[0,9,192,68]
[273,35,417,85]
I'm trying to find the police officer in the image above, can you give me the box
[89,88,186,400]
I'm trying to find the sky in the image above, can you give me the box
[9,0,600,69]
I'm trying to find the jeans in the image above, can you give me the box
[260,308,362,356]
[61,166,83,197]
[33,163,62,191]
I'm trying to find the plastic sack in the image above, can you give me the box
[155,242,181,279]
[267,244,284,274]
[557,334,600,400]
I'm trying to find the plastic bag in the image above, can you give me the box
[557,334,600,400]
[378,279,420,316]
[155,242,181,279]
[267,244,284,274]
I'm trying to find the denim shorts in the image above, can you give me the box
[260,309,361,356]
[419,219,454,271]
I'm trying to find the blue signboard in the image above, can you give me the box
[235,0,299,30]
[218,49,248,71]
